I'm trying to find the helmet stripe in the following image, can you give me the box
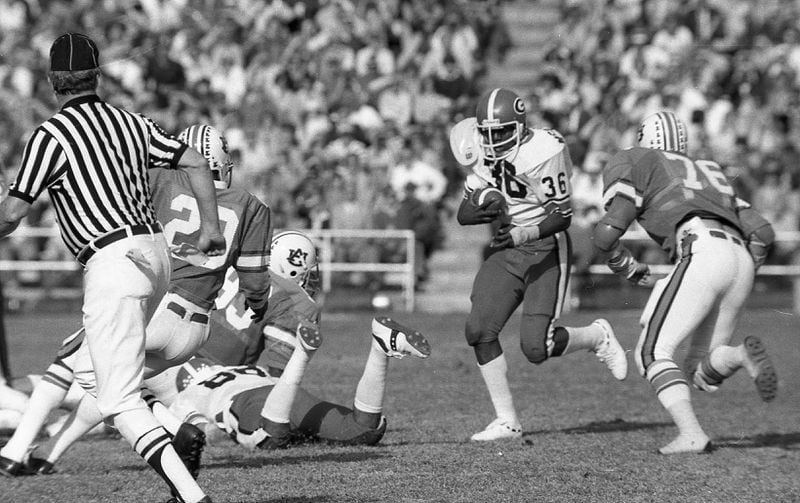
[658,112,674,151]
[486,88,501,122]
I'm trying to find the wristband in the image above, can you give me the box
[510,225,540,246]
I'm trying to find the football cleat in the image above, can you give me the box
[371,317,431,359]
[172,423,206,480]
[592,319,628,380]
[26,456,56,475]
[658,433,713,455]
[470,418,522,442]
[296,319,322,353]
[0,453,30,477]
[742,336,778,402]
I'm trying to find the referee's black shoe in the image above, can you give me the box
[172,422,206,479]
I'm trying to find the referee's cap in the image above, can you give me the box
[50,33,99,72]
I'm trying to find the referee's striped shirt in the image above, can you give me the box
[8,94,187,258]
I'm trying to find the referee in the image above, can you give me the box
[0,33,221,503]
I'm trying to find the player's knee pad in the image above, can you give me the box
[519,314,552,364]
[465,316,499,348]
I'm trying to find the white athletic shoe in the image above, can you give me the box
[658,433,713,455]
[470,418,523,442]
[592,319,628,380]
[296,319,322,352]
[742,336,778,402]
[371,317,430,359]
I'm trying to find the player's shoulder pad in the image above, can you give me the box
[449,117,481,167]
[514,128,566,175]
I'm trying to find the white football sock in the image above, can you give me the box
[1,378,69,463]
[261,347,310,424]
[664,397,705,437]
[561,324,601,354]
[478,353,519,425]
[708,345,744,377]
[354,342,389,414]
[40,392,103,464]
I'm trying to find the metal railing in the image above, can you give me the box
[0,227,417,311]
[3,226,800,311]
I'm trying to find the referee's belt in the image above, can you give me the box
[77,222,162,266]
[166,301,209,324]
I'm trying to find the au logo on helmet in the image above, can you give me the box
[287,247,308,267]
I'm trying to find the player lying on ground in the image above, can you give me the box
[1,230,429,468]
[592,111,778,454]
[169,315,430,449]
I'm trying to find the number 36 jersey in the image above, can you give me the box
[149,168,272,311]
[465,128,573,228]
[602,147,743,258]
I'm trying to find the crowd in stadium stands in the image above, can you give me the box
[0,0,511,296]
[3,0,799,306]
[533,0,800,297]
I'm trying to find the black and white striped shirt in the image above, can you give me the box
[9,94,187,258]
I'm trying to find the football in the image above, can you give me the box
[471,187,507,212]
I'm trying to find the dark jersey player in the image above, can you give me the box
[593,111,777,454]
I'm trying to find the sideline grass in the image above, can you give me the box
[2,308,799,502]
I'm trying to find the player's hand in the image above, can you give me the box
[607,245,652,286]
[628,262,653,287]
[490,223,514,249]
[197,230,226,257]
[457,197,503,225]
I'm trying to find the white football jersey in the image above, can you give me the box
[171,364,277,448]
[465,128,573,227]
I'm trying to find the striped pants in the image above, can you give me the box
[635,227,754,389]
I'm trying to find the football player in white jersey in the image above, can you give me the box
[167,231,431,449]
[450,88,628,441]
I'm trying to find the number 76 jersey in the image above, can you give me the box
[602,147,742,258]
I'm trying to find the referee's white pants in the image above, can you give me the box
[74,233,171,419]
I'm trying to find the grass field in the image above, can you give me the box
[2,307,800,503]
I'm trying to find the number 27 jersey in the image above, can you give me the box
[148,168,271,309]
[602,147,741,258]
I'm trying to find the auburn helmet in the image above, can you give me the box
[270,231,319,296]
[637,111,688,154]
[475,88,527,161]
[179,124,234,189]
[175,357,221,392]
